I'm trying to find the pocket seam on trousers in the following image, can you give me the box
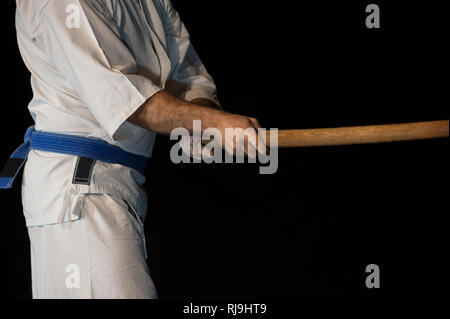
[122,198,147,260]
[123,199,144,228]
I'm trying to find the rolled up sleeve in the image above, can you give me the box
[161,0,221,106]
[38,0,162,139]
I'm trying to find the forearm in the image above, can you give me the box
[189,97,222,111]
[127,90,225,134]
[128,90,265,156]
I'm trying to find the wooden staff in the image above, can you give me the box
[268,120,449,148]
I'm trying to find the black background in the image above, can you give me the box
[1,0,448,300]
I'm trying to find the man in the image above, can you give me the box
[14,0,262,298]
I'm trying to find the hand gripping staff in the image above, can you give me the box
[0,120,448,189]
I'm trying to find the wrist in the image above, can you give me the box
[187,104,226,131]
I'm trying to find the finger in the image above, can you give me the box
[256,129,267,155]
[248,117,262,129]
[247,119,266,154]
[201,145,215,159]
[223,133,236,156]
[247,125,266,156]
[243,131,258,159]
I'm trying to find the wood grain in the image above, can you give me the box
[268,120,449,148]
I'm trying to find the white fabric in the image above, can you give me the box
[15,0,220,298]
[16,0,220,226]
[27,192,157,299]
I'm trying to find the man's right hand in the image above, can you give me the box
[205,111,266,158]
[128,90,266,157]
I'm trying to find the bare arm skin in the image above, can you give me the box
[189,97,222,110]
[127,90,260,136]
[127,90,263,155]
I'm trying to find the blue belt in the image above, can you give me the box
[0,126,148,189]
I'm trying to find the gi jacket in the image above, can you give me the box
[16,0,219,226]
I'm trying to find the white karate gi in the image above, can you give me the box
[15,0,219,298]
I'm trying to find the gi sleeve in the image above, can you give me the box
[37,0,162,140]
[161,0,221,107]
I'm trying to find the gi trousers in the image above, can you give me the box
[26,192,158,299]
